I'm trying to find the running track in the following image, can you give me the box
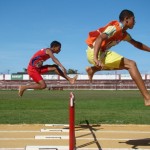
[0,124,150,150]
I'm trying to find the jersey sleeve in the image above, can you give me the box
[123,33,132,41]
[103,25,116,38]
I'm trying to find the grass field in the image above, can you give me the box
[0,90,150,124]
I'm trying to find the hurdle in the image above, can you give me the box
[26,92,76,150]
[69,92,75,150]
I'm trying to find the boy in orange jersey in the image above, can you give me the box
[18,41,78,96]
[85,9,150,106]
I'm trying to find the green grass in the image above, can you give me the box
[0,90,150,124]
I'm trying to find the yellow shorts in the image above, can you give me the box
[86,46,123,69]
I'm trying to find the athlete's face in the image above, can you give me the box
[127,16,135,29]
[53,46,61,54]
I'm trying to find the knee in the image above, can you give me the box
[125,60,137,70]
[52,64,59,69]
[127,59,137,69]
[53,64,60,72]
[48,64,59,71]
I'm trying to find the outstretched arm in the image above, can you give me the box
[128,38,150,52]
[46,49,67,74]
[45,48,77,84]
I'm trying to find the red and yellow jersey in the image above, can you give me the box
[85,20,132,51]
[29,48,50,68]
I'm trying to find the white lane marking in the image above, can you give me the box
[0,130,150,134]
[25,146,150,150]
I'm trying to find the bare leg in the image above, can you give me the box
[119,58,150,106]
[48,65,78,84]
[86,66,102,82]
[18,65,78,97]
[86,58,150,106]
[18,80,46,97]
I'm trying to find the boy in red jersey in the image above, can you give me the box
[18,41,78,96]
[85,9,150,106]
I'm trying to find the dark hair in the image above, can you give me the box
[119,9,134,21]
[50,41,61,48]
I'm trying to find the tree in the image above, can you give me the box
[23,68,27,73]
[67,69,78,74]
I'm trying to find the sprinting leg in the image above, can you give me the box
[86,57,150,106]
[18,80,46,97]
[120,58,150,106]
[47,65,78,84]
[18,65,78,97]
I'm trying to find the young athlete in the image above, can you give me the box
[85,9,150,106]
[18,41,78,96]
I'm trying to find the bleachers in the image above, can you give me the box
[1,79,150,90]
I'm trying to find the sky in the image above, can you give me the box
[1,0,150,74]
